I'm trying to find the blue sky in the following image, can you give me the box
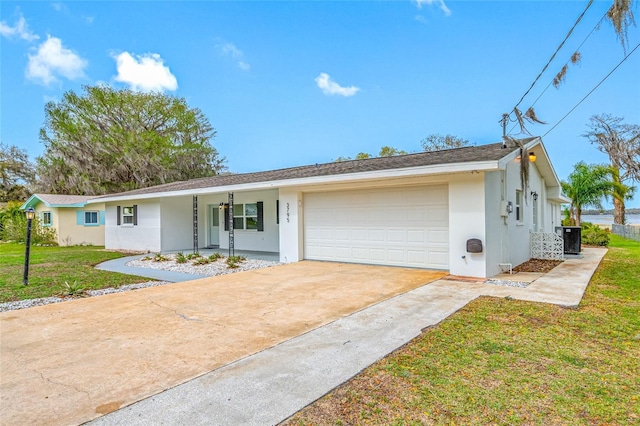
[1,1,638,207]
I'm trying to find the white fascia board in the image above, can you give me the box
[497,137,564,190]
[91,160,501,203]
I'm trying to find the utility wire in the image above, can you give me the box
[507,9,606,135]
[542,42,640,138]
[509,0,594,115]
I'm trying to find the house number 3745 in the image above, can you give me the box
[286,202,290,223]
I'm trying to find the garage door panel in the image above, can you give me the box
[334,229,350,241]
[428,229,448,244]
[370,248,386,261]
[352,247,368,260]
[428,251,449,267]
[407,230,426,243]
[304,185,449,269]
[387,229,405,242]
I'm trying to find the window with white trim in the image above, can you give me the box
[122,206,134,225]
[515,190,523,223]
[85,211,99,225]
[233,203,258,230]
[42,211,52,226]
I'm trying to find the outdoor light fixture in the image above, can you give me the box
[218,202,224,209]
[531,191,539,201]
[23,207,36,286]
[528,151,537,162]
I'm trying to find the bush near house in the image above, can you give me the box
[581,221,610,246]
[0,201,57,244]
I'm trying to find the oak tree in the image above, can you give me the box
[37,85,226,195]
[583,114,639,224]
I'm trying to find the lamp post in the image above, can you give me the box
[23,207,35,286]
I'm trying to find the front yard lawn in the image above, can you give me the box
[284,234,640,425]
[0,243,151,302]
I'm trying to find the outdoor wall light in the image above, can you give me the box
[218,202,224,209]
[531,191,539,201]
[528,151,537,162]
[23,207,36,285]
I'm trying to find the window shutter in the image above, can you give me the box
[117,206,121,225]
[257,201,264,232]
[99,210,105,225]
[224,205,229,231]
[276,200,279,225]
[133,205,138,225]
[76,211,84,225]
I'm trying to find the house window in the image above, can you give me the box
[515,190,523,223]
[85,211,99,225]
[122,206,134,225]
[42,211,52,227]
[233,203,258,230]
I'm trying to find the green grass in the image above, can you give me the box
[0,243,152,302]
[285,234,640,425]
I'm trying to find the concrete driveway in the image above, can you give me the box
[0,261,446,426]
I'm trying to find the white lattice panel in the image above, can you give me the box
[530,232,564,260]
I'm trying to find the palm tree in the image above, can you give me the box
[561,162,613,226]
[583,114,640,224]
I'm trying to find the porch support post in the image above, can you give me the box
[193,195,198,254]
[228,192,234,257]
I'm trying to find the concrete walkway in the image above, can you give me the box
[96,254,208,282]
[0,249,606,426]
[96,249,280,282]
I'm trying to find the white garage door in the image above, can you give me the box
[304,185,449,269]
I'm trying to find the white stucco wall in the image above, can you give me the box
[217,189,280,252]
[503,157,548,270]
[448,173,487,278]
[278,189,304,263]
[483,170,507,278]
[160,196,194,251]
[104,200,161,252]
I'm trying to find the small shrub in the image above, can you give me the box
[192,257,211,265]
[209,252,224,261]
[581,222,610,247]
[153,253,169,262]
[62,281,86,297]
[226,255,246,269]
[140,255,153,261]
[175,252,187,263]
[186,252,201,260]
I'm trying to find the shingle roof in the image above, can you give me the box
[96,141,525,199]
[34,194,96,206]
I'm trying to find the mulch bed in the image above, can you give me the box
[512,258,563,273]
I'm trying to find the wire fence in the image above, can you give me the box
[612,224,640,242]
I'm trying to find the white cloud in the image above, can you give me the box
[315,73,360,97]
[113,52,178,92]
[414,0,451,16]
[0,12,39,41]
[26,36,87,85]
[217,41,250,71]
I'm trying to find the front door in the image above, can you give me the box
[210,205,220,246]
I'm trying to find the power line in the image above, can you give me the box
[507,9,606,135]
[542,42,640,138]
[509,0,594,115]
